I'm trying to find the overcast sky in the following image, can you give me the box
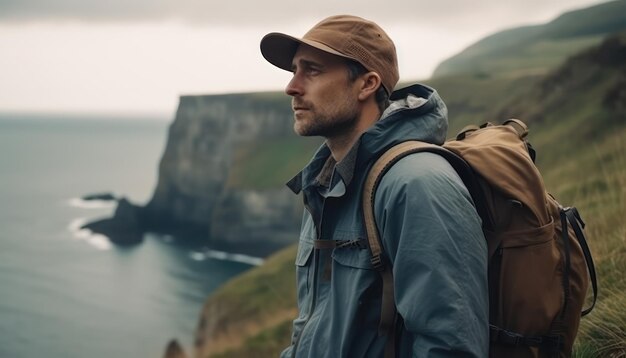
[0,0,608,116]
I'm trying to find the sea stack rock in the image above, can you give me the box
[162,339,187,358]
[82,192,117,201]
[82,197,143,245]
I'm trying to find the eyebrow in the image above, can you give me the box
[291,58,324,72]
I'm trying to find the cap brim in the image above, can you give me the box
[260,32,350,72]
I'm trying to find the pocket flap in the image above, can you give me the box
[499,219,555,248]
[332,246,373,270]
[295,240,314,267]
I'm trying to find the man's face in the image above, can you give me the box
[285,44,361,138]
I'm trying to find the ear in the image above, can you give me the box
[357,72,382,101]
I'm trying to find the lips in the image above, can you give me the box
[292,100,311,112]
[293,106,310,118]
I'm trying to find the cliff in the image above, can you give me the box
[82,88,321,253]
[141,92,307,256]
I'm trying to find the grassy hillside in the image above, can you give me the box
[194,245,297,358]
[433,0,626,78]
[191,33,626,358]
[424,73,541,135]
[226,136,321,190]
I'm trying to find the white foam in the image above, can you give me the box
[189,252,206,261]
[67,198,116,209]
[67,217,112,251]
[205,250,229,260]
[85,234,113,251]
[202,249,264,266]
[68,218,88,233]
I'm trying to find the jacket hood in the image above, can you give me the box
[357,83,448,166]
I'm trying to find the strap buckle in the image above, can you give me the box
[370,254,386,271]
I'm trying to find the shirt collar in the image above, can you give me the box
[335,140,360,188]
[286,139,361,195]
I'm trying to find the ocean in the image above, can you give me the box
[0,113,258,358]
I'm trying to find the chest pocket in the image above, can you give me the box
[295,240,314,301]
[296,240,314,266]
[331,243,374,270]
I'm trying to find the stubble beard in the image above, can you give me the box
[293,100,359,139]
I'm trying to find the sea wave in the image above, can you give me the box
[189,249,264,266]
[67,218,112,251]
[67,198,116,209]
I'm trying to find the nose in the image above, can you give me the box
[285,73,303,97]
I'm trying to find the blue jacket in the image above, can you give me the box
[283,84,489,357]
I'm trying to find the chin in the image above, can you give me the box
[293,119,308,135]
[294,124,315,137]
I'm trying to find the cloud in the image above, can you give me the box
[0,0,611,114]
[0,0,608,29]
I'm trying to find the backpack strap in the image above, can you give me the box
[503,119,529,138]
[363,142,433,338]
[456,124,480,140]
[502,119,537,162]
[312,239,367,250]
[362,140,478,358]
[563,207,598,315]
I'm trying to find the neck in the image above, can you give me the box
[327,104,380,162]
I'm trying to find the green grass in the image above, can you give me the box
[226,136,321,190]
[210,319,294,358]
[542,128,626,357]
[424,73,541,135]
[525,36,604,60]
[432,1,626,78]
[467,35,605,77]
[203,244,297,324]
[432,33,606,79]
[196,245,298,358]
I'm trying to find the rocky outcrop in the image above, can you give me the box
[82,192,117,201]
[163,340,187,358]
[83,198,143,245]
[141,92,302,255]
[209,188,302,257]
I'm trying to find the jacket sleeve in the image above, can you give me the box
[374,152,489,357]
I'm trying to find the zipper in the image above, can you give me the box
[292,198,327,358]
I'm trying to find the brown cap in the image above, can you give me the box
[260,15,399,95]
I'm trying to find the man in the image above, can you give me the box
[260,15,488,357]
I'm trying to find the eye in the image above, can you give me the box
[306,66,321,76]
[292,60,323,76]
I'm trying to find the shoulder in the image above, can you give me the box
[377,151,466,193]
[372,151,476,215]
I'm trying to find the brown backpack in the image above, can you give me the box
[363,119,597,358]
